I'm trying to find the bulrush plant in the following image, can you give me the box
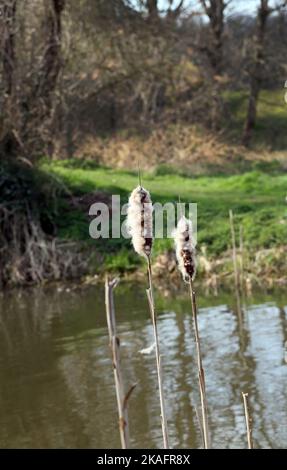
[173,214,210,449]
[126,185,170,449]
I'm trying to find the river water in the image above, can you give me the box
[0,283,286,449]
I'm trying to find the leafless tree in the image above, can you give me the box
[137,0,185,22]
[0,0,66,159]
[195,1,230,129]
[36,0,65,100]
[199,0,229,75]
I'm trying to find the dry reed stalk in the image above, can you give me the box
[229,210,243,322]
[239,224,248,318]
[229,210,240,292]
[194,405,205,448]
[189,279,210,449]
[127,184,169,449]
[239,224,245,293]
[242,392,253,449]
[173,215,210,449]
[146,257,170,449]
[105,277,135,449]
[239,224,249,294]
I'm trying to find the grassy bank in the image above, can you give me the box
[42,160,287,281]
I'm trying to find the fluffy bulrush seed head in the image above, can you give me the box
[173,216,196,282]
[127,185,153,258]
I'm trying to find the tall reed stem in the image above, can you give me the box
[242,392,253,449]
[105,277,131,449]
[229,210,240,293]
[229,210,243,322]
[189,279,210,449]
[146,256,169,449]
[239,224,245,293]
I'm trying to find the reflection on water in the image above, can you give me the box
[0,284,286,449]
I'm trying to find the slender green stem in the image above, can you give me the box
[189,279,210,449]
[146,256,169,449]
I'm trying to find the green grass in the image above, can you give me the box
[42,160,287,272]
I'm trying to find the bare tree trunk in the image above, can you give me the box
[146,0,159,20]
[200,1,227,129]
[242,0,271,146]
[36,0,65,102]
[1,0,17,96]
[20,0,66,158]
[166,0,184,22]
[0,1,19,157]
[200,0,226,75]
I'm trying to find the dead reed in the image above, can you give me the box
[229,209,243,321]
[105,277,135,449]
[239,224,245,293]
[229,209,240,293]
[242,392,254,449]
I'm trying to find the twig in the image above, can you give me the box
[242,392,253,449]
[146,257,170,449]
[105,276,134,449]
[189,279,210,449]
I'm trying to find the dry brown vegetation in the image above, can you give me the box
[73,122,287,174]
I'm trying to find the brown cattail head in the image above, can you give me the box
[173,215,196,282]
[127,185,153,258]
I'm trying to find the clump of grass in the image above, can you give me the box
[105,249,141,273]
